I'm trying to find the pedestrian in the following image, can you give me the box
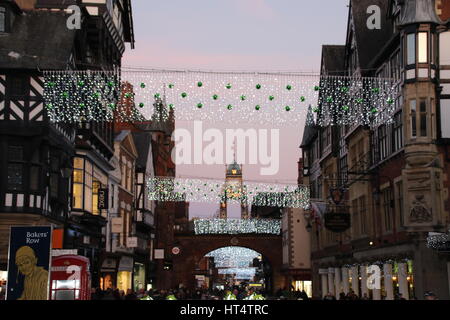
[361,293,371,300]
[424,291,438,300]
[339,292,346,300]
[124,289,138,300]
[323,292,336,300]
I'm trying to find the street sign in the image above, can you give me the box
[324,212,351,233]
[98,188,109,209]
[111,218,123,233]
[172,247,181,255]
[154,249,164,260]
[52,249,78,257]
[126,237,138,248]
[6,226,52,300]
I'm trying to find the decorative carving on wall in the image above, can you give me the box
[409,195,432,223]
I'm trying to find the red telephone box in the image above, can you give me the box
[50,255,91,300]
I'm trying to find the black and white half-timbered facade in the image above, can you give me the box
[0,0,134,288]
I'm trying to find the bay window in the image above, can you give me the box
[72,157,106,216]
[406,33,416,65]
[418,32,428,63]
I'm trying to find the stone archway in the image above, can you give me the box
[170,234,283,294]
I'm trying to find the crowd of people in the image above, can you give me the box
[321,290,439,300]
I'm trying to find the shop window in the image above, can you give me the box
[92,180,100,215]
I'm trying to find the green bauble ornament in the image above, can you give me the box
[342,105,349,111]
[300,96,306,102]
[79,103,85,108]
[169,104,174,109]
[372,87,380,93]
[314,86,320,91]
[108,103,116,109]
[125,92,132,98]
[256,84,261,90]
[168,83,174,89]
[341,86,349,93]
[48,82,55,87]
[181,92,187,98]
[240,95,246,101]
[154,93,160,99]
[327,97,333,103]
[139,103,145,108]
[227,104,233,110]
[62,92,69,98]
[313,107,319,113]
[93,92,100,98]
[371,108,378,114]
[107,81,115,87]
[387,98,394,104]
[140,83,146,88]
[197,103,203,109]
[213,94,218,100]
[46,103,53,109]
[226,83,232,89]
[286,85,292,91]
[285,106,291,111]
[255,105,261,110]
[197,81,203,87]
[356,98,363,103]
[78,80,85,87]
[269,96,274,101]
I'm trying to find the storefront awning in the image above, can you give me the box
[118,256,134,272]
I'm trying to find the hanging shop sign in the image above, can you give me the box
[329,187,346,205]
[111,218,123,233]
[324,212,351,233]
[126,237,138,248]
[6,226,53,300]
[98,189,109,210]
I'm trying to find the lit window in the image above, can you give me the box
[418,32,428,63]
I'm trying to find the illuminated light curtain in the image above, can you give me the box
[205,247,260,275]
[147,176,310,209]
[193,218,281,235]
[43,70,398,127]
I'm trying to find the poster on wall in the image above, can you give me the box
[6,226,53,300]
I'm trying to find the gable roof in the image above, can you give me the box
[132,132,153,169]
[321,45,346,75]
[0,10,76,70]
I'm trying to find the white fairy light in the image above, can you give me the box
[193,218,281,235]
[146,176,310,209]
[43,70,397,126]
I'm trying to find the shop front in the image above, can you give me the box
[0,270,7,297]
[100,256,119,290]
[317,258,415,300]
[133,262,146,292]
[117,256,133,292]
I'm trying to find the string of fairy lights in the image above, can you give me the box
[205,247,261,279]
[194,218,281,235]
[427,232,450,250]
[146,176,310,209]
[43,70,398,126]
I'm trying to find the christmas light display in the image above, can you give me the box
[217,268,257,279]
[193,218,281,235]
[146,176,310,209]
[43,70,397,126]
[427,232,450,250]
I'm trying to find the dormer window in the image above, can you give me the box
[0,6,6,33]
